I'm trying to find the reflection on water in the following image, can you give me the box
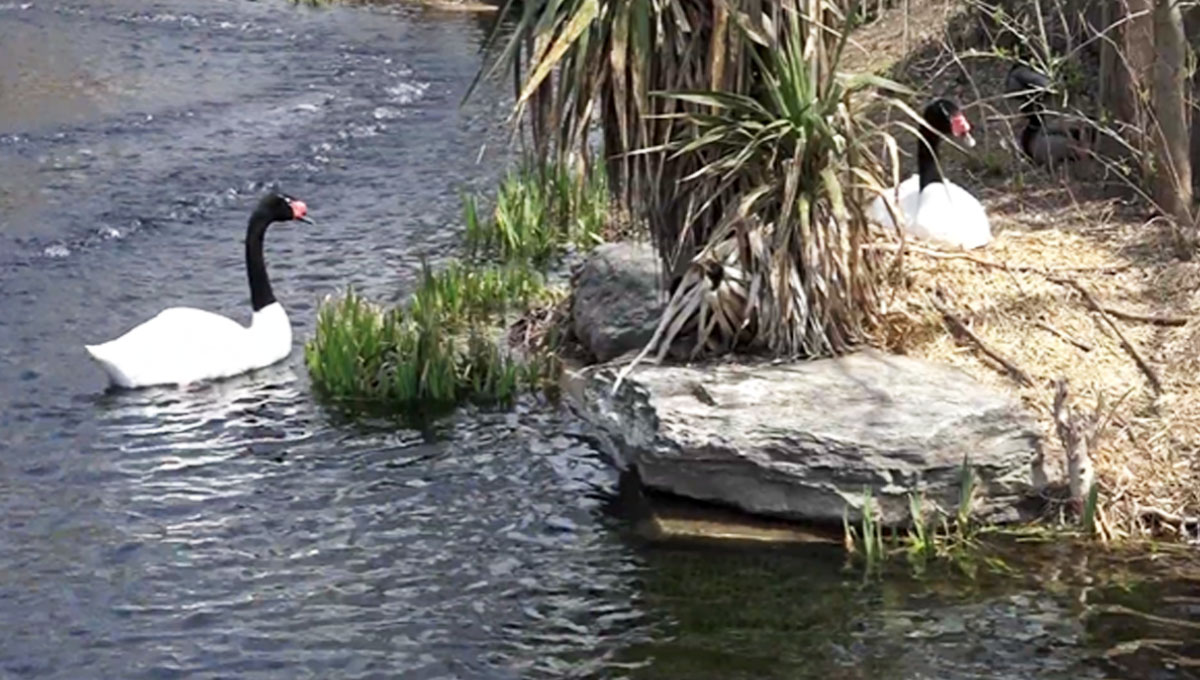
[622,539,1200,680]
[0,0,1198,678]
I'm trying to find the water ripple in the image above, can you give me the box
[2,2,1197,680]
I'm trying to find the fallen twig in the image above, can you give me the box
[1050,277,1163,394]
[1096,503,1113,545]
[929,292,1034,387]
[868,243,1012,269]
[1139,505,1200,530]
[1045,263,1133,273]
[1035,320,1094,352]
[1099,306,1190,327]
[1092,604,1200,632]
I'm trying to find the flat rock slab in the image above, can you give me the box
[572,352,1045,527]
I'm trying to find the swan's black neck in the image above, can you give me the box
[1019,100,1046,157]
[917,125,944,191]
[246,208,276,312]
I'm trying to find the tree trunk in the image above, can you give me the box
[1098,0,1116,111]
[1187,6,1200,194]
[1115,0,1154,138]
[1151,0,1194,255]
[1192,70,1200,194]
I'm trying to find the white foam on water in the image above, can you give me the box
[340,124,382,139]
[385,81,429,105]
[372,106,402,120]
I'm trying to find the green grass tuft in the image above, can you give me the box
[842,459,1014,579]
[844,488,888,577]
[305,282,551,420]
[905,492,938,574]
[411,259,546,330]
[465,162,607,264]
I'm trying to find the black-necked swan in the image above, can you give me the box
[1006,64,1093,166]
[867,98,992,250]
[85,193,313,389]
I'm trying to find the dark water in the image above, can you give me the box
[1,1,1198,678]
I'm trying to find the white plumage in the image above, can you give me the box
[85,304,293,388]
[867,175,992,250]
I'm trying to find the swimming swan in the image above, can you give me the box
[85,193,312,388]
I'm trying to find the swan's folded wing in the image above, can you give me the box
[115,307,248,348]
[86,307,250,386]
[866,175,920,230]
[913,183,991,250]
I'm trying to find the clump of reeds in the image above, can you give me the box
[411,259,546,329]
[844,459,1003,578]
[306,159,609,420]
[304,284,539,418]
[465,162,608,265]
[843,488,887,577]
[305,259,552,415]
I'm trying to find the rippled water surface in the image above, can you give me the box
[2,1,1199,678]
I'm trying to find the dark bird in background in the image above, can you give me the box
[1006,63,1096,167]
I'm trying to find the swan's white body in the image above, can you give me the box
[85,302,292,389]
[867,174,992,250]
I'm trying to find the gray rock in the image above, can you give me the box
[570,351,1044,527]
[571,241,664,362]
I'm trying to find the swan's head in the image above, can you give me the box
[257,193,314,225]
[1005,63,1052,95]
[925,98,975,149]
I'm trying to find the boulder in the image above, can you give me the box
[571,241,664,362]
[571,351,1044,527]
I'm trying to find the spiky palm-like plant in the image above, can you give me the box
[475,0,912,360]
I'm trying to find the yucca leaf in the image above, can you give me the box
[518,0,598,108]
[837,72,916,96]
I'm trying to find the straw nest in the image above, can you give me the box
[869,179,1200,541]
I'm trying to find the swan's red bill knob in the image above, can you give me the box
[949,113,970,136]
[288,199,314,224]
[950,113,976,148]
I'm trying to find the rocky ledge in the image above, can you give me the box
[570,352,1045,527]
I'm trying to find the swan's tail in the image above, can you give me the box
[84,343,133,388]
